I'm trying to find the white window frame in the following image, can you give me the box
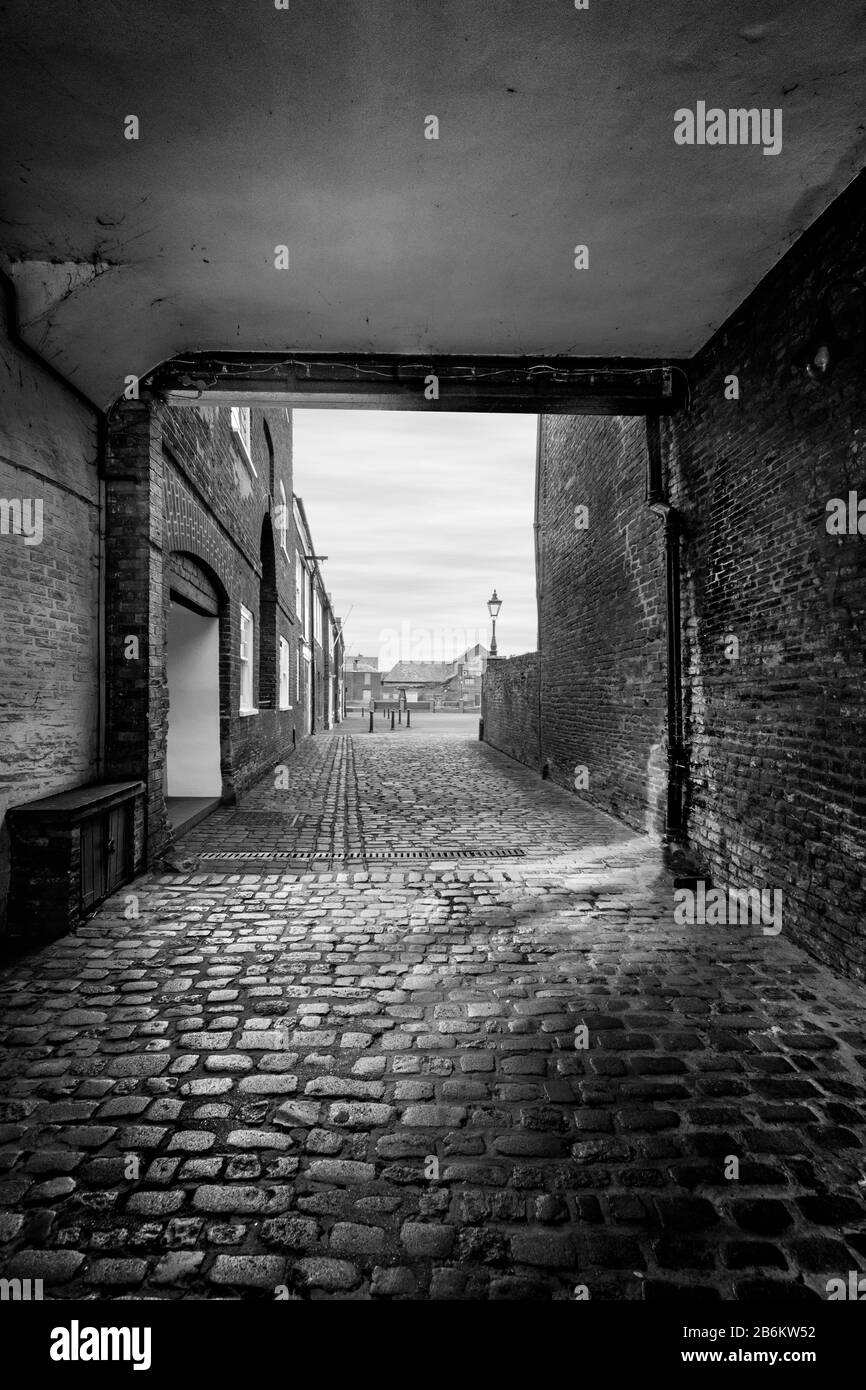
[303,571,312,644]
[278,482,289,556]
[295,553,303,620]
[239,604,256,714]
[230,406,256,475]
[279,636,292,710]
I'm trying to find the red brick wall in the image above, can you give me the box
[482,655,541,770]
[0,291,101,931]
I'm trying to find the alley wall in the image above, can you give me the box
[0,285,101,931]
[485,170,866,977]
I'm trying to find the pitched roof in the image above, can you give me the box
[383,660,452,684]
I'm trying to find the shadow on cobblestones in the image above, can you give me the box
[1,727,864,1300]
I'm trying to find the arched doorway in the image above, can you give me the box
[165,553,224,833]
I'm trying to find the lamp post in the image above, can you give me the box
[487,588,502,657]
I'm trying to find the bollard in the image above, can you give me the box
[406,708,411,728]
[369,710,374,732]
[391,709,395,729]
[398,708,402,724]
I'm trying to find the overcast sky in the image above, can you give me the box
[292,410,538,666]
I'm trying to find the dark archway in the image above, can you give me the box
[263,418,275,497]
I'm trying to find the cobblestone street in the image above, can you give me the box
[1,716,865,1301]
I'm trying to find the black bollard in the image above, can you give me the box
[398,708,402,724]
[406,708,411,728]
[390,709,395,729]
[368,710,374,732]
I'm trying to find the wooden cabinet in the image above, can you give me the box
[7,782,144,941]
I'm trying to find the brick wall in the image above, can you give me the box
[536,416,668,832]
[482,655,541,769]
[0,288,101,932]
[495,169,866,979]
[667,169,866,979]
[104,402,167,857]
[105,400,303,860]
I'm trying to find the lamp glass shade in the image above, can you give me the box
[487,590,502,619]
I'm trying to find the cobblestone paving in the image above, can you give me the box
[1,717,865,1300]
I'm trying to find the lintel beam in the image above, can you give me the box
[146,353,689,415]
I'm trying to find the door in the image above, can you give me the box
[106,804,130,894]
[80,803,131,911]
[166,600,221,797]
[80,814,106,911]
[303,650,312,735]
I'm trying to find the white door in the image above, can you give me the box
[166,601,221,797]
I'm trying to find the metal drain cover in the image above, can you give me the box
[364,848,526,859]
[198,847,526,863]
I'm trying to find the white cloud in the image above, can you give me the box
[293,410,538,660]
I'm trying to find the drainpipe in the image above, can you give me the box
[533,413,544,772]
[646,415,686,838]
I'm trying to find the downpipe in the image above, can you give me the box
[646,416,687,840]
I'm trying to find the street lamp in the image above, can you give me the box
[487,589,502,657]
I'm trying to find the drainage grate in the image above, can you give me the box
[364,848,526,860]
[200,851,296,860]
[198,847,526,863]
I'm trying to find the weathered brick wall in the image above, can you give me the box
[0,291,101,931]
[666,169,866,979]
[505,171,866,978]
[536,416,668,832]
[104,402,167,858]
[105,401,302,859]
[163,405,302,805]
[482,655,541,769]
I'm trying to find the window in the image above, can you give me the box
[278,482,288,555]
[279,636,291,709]
[364,672,371,688]
[304,575,313,644]
[239,605,255,713]
[296,645,300,704]
[230,406,256,474]
[295,554,303,619]
[313,590,322,646]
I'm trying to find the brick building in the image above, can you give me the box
[483,170,866,981]
[0,374,344,937]
[381,660,452,705]
[292,495,344,738]
[344,656,383,709]
[445,643,489,708]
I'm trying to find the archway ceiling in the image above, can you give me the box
[1,0,864,407]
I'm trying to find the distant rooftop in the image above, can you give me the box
[383,660,452,684]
